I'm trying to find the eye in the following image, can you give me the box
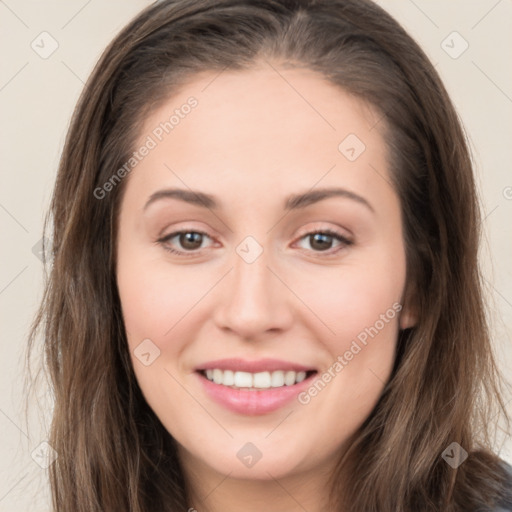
[293,229,353,256]
[157,229,213,257]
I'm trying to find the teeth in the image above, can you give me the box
[223,370,235,386]
[253,372,271,388]
[296,371,307,383]
[284,370,296,386]
[271,370,285,387]
[202,369,310,388]
[213,369,223,385]
[234,371,253,388]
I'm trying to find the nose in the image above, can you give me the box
[212,245,294,341]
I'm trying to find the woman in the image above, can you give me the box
[28,0,512,510]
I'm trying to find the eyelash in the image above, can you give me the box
[156,228,353,258]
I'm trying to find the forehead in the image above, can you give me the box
[126,64,394,210]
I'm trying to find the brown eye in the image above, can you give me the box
[158,230,213,256]
[177,232,204,250]
[295,229,353,256]
[308,233,335,251]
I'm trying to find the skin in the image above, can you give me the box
[116,62,417,512]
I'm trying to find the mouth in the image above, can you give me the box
[194,358,318,415]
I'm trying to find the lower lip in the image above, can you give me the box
[196,372,316,415]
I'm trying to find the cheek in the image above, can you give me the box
[116,253,218,395]
[117,250,201,342]
[116,257,199,418]
[300,258,405,352]
[295,251,405,417]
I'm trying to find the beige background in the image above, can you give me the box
[1,1,511,510]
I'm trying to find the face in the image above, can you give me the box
[116,63,416,485]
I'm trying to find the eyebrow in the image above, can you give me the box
[143,187,375,213]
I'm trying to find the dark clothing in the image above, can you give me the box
[493,460,512,511]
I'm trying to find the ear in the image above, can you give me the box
[399,282,418,330]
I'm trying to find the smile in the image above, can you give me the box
[195,358,318,415]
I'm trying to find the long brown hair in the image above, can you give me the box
[27,0,512,510]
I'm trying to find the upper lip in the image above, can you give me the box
[196,358,316,373]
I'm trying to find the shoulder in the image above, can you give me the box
[491,460,512,512]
